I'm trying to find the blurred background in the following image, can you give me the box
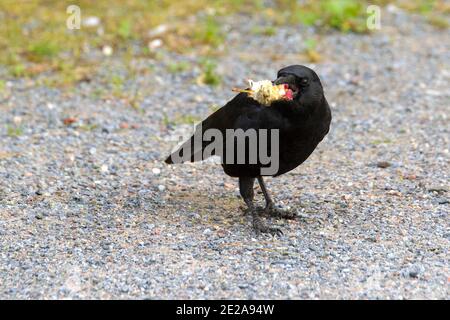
[0,0,448,88]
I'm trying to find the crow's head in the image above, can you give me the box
[274,65,324,109]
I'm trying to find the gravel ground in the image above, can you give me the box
[0,9,449,299]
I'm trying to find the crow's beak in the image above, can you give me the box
[273,75,292,85]
[274,74,299,98]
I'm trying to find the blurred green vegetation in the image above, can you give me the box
[162,112,202,126]
[6,125,23,137]
[198,59,222,86]
[167,61,191,74]
[0,0,448,86]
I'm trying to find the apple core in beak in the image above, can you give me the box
[274,75,299,99]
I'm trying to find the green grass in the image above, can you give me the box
[322,0,366,32]
[193,16,224,47]
[371,138,393,145]
[284,0,449,32]
[395,0,450,30]
[0,0,447,86]
[251,26,277,36]
[305,38,317,50]
[175,114,202,125]
[6,125,23,137]
[163,113,202,127]
[199,59,222,86]
[28,41,60,61]
[209,104,221,112]
[0,80,6,93]
[291,11,320,27]
[167,61,191,73]
[426,15,449,29]
[303,38,322,62]
[117,20,133,39]
[78,123,99,132]
[10,64,26,77]
[284,0,368,33]
[110,74,125,96]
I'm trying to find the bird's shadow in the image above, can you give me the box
[159,189,328,237]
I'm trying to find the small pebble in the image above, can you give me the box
[377,161,391,168]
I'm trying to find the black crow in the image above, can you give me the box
[165,65,332,235]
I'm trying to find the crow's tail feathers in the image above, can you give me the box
[164,156,174,164]
[164,134,209,165]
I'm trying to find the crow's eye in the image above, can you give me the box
[300,78,309,86]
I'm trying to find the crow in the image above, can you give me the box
[165,65,332,235]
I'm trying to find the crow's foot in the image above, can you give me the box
[264,202,296,220]
[252,214,283,236]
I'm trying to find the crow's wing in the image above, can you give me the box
[165,93,261,164]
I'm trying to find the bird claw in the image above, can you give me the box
[252,219,283,237]
[264,203,296,220]
[241,206,252,216]
[271,227,284,237]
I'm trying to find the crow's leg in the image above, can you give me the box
[257,176,296,219]
[239,177,255,216]
[239,177,282,236]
